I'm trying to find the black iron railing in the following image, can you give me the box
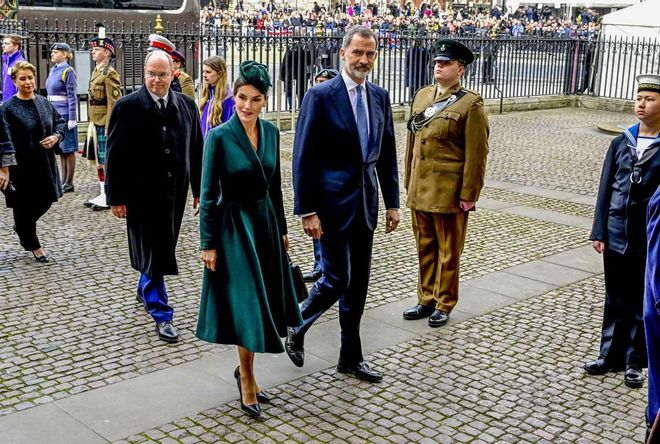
[0,19,657,121]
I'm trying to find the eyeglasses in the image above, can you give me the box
[145,71,170,80]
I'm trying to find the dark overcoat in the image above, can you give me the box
[2,95,65,208]
[196,114,302,353]
[105,87,203,276]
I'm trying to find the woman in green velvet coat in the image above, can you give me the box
[196,61,302,420]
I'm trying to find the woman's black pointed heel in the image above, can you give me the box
[234,366,261,419]
[32,251,49,263]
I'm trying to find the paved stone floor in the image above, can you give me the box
[0,107,647,443]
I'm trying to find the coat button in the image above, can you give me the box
[162,126,167,132]
[420,155,425,160]
[164,149,171,154]
[167,172,173,178]
[421,139,426,144]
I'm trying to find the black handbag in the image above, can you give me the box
[1,181,17,205]
[288,256,308,303]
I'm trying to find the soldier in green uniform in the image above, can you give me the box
[402,39,490,328]
[83,35,122,210]
[171,50,195,101]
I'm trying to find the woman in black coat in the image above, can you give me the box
[2,61,65,262]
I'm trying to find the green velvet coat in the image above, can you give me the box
[196,113,302,353]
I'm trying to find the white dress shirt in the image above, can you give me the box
[341,70,369,136]
[147,89,169,108]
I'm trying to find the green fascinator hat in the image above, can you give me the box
[238,61,272,95]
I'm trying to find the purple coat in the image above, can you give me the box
[2,51,26,102]
[45,63,78,121]
[201,86,235,138]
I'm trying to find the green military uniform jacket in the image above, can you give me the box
[404,82,489,213]
[88,63,122,127]
[175,69,195,101]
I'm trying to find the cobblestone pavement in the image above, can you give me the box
[117,276,647,444]
[1,107,643,442]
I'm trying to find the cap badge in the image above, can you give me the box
[440,44,446,51]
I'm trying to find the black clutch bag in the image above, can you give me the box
[288,256,309,303]
[1,182,16,200]
[0,182,16,206]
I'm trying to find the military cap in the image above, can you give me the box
[50,42,72,53]
[637,73,660,94]
[148,34,175,53]
[314,68,339,82]
[170,49,186,65]
[90,37,116,57]
[432,39,474,65]
[237,60,271,95]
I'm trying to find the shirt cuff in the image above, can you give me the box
[300,212,317,218]
[0,153,17,167]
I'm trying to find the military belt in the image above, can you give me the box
[89,98,107,106]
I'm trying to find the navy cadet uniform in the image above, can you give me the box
[586,74,660,390]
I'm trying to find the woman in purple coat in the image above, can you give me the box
[45,43,78,193]
[199,56,235,138]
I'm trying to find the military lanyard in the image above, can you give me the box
[408,89,468,133]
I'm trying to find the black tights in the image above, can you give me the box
[12,201,51,251]
[60,152,76,186]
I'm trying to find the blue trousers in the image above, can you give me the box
[137,273,173,323]
[293,222,374,364]
[312,238,322,272]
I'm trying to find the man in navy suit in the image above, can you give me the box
[289,25,400,382]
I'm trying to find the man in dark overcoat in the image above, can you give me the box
[105,50,203,343]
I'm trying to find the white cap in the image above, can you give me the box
[636,73,660,93]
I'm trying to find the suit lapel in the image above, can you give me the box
[227,113,267,183]
[329,75,359,138]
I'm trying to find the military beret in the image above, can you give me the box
[90,37,116,57]
[432,39,474,65]
[637,73,660,94]
[170,49,186,65]
[238,60,271,95]
[148,33,175,53]
[314,68,339,82]
[50,42,72,53]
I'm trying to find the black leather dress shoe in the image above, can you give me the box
[428,310,450,328]
[234,366,261,419]
[155,321,179,343]
[624,367,644,388]
[337,360,383,382]
[302,270,321,283]
[285,327,304,367]
[583,358,624,375]
[403,304,435,320]
[62,184,74,193]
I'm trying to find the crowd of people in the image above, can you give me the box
[2,21,660,441]
[201,1,600,39]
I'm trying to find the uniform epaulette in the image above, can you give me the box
[410,84,435,108]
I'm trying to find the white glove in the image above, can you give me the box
[67,120,77,130]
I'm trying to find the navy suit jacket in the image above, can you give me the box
[293,74,399,232]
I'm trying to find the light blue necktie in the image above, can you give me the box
[355,84,369,161]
